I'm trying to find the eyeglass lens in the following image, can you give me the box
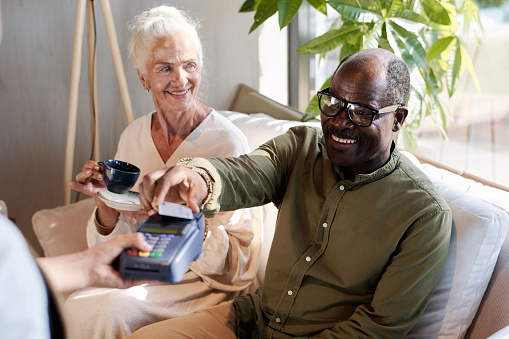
[319,94,374,126]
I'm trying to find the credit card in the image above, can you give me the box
[158,201,194,220]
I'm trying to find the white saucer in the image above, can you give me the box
[97,190,141,211]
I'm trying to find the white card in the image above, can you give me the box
[158,202,194,220]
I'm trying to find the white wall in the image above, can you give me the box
[0,0,260,254]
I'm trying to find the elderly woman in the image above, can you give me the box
[67,5,261,339]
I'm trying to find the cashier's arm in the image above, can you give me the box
[36,233,152,293]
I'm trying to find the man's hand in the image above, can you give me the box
[138,165,209,215]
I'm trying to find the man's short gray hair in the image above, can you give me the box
[333,49,411,106]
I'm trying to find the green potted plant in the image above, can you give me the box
[240,0,482,150]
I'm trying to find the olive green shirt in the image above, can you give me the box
[184,126,452,339]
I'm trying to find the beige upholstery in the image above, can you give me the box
[229,84,304,121]
[31,85,509,338]
[467,234,509,338]
[32,199,93,257]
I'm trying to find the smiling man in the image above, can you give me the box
[131,48,453,339]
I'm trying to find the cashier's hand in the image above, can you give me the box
[37,233,153,293]
[83,232,153,288]
[138,165,208,215]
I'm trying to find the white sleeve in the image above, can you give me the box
[190,206,263,291]
[85,208,142,247]
[0,216,50,339]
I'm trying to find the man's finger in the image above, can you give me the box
[139,168,168,212]
[186,182,201,213]
[151,171,183,209]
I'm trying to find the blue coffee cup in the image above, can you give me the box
[99,160,141,194]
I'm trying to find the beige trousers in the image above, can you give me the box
[64,271,238,338]
[128,300,237,339]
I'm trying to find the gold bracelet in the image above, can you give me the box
[94,209,120,236]
[203,219,209,243]
[180,165,213,206]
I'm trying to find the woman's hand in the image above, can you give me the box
[138,166,208,215]
[69,160,106,197]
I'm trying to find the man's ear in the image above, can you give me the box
[137,69,150,92]
[393,106,408,132]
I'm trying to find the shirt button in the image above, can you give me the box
[276,318,281,323]
[322,222,327,228]
[306,256,311,262]
[340,185,345,190]
[288,290,293,296]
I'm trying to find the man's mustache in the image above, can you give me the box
[327,126,360,141]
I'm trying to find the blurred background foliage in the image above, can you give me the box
[240,0,484,151]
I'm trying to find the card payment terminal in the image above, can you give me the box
[119,211,205,284]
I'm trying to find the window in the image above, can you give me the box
[260,3,509,188]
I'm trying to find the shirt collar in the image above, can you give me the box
[334,143,400,186]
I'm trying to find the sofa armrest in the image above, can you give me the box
[466,233,509,338]
[229,84,305,121]
[32,199,95,257]
[485,325,509,339]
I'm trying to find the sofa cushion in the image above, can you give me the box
[398,153,509,338]
[32,199,94,257]
[218,110,321,152]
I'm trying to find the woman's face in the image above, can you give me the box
[139,31,201,114]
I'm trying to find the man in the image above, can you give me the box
[133,48,452,338]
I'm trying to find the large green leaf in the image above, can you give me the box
[240,0,259,12]
[328,0,382,13]
[296,25,363,54]
[387,21,429,71]
[392,9,433,26]
[377,36,394,52]
[421,0,451,25]
[328,0,382,21]
[410,68,427,98]
[423,67,439,98]
[303,76,332,121]
[278,0,303,29]
[249,0,278,33]
[423,97,448,138]
[436,97,449,134]
[364,21,383,49]
[386,0,404,16]
[446,42,461,97]
[426,93,448,136]
[426,36,456,61]
[459,44,481,93]
[384,23,408,63]
[461,0,483,38]
[339,42,362,60]
[307,0,328,15]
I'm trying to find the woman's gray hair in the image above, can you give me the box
[128,5,203,75]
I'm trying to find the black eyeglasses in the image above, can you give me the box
[317,87,401,127]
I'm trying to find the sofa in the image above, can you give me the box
[33,85,509,338]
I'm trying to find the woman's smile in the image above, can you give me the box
[167,88,190,96]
